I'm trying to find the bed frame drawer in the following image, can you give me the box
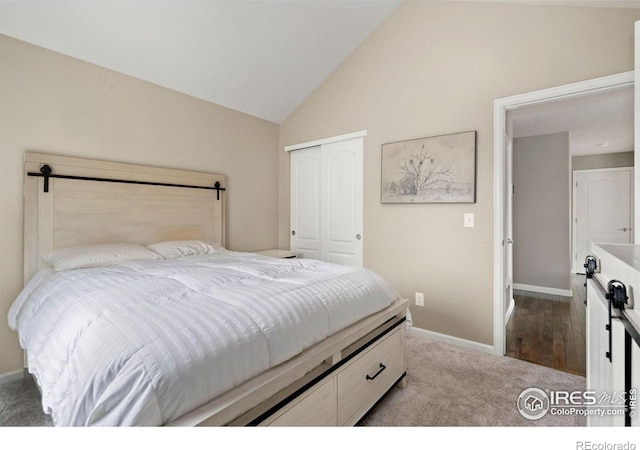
[337,327,404,426]
[255,323,405,427]
[262,377,337,426]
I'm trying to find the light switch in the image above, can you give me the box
[464,213,474,228]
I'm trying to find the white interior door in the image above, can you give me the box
[290,146,321,260]
[504,134,514,318]
[321,138,363,267]
[574,168,632,273]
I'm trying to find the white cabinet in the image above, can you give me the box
[289,136,363,267]
[586,243,640,427]
[586,278,626,427]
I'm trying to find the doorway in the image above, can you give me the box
[505,94,634,374]
[493,71,635,357]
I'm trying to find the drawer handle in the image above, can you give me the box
[365,363,386,381]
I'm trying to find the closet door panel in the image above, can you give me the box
[321,139,363,267]
[290,146,321,259]
[290,137,363,267]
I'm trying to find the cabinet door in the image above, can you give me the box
[321,138,363,267]
[290,146,321,260]
[586,279,625,427]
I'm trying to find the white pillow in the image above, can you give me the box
[146,240,226,259]
[43,243,162,271]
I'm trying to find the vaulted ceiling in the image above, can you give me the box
[1,0,639,137]
[0,1,401,123]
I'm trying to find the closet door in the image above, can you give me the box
[321,139,363,267]
[289,137,363,267]
[290,146,322,260]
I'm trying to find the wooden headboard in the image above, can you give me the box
[24,152,226,283]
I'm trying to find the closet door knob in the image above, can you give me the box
[356,234,362,240]
[292,230,296,236]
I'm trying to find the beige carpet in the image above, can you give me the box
[361,331,586,427]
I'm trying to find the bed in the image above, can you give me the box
[10,152,409,426]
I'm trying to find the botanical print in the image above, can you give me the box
[381,131,476,203]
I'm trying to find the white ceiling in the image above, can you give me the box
[0,0,401,123]
[0,0,639,125]
[511,85,634,156]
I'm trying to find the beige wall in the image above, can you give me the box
[0,35,280,375]
[513,133,570,291]
[279,1,640,345]
[572,151,634,171]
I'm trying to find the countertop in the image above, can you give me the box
[594,244,640,274]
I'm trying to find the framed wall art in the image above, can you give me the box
[381,130,476,204]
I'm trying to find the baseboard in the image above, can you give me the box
[513,283,572,298]
[505,297,515,324]
[0,369,24,385]
[410,327,495,355]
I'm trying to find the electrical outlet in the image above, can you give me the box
[415,292,424,307]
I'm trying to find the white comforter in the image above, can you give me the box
[8,252,399,426]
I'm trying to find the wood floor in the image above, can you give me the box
[506,275,587,377]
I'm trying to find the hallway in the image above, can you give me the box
[506,275,586,376]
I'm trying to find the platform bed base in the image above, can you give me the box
[168,297,409,427]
